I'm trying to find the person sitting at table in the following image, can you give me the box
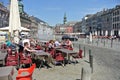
[24,42,52,68]
[23,42,36,56]
[5,39,16,49]
[48,40,55,51]
[54,39,61,47]
[65,39,73,50]
[61,39,67,46]
[35,44,42,50]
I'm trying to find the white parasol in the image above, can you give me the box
[9,0,21,36]
[0,26,30,32]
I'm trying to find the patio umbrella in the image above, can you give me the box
[0,26,30,32]
[9,0,21,37]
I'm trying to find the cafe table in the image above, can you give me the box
[0,66,14,80]
[56,48,77,63]
[0,51,7,66]
[33,50,51,69]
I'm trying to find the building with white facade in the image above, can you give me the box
[112,5,120,37]
[38,22,54,40]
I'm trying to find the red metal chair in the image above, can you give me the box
[16,63,36,80]
[72,49,83,58]
[7,52,18,61]
[7,47,12,55]
[1,44,7,49]
[19,52,32,66]
[54,52,65,66]
[6,51,19,66]
[72,49,83,63]
[49,49,55,58]
[67,46,73,50]
[6,60,18,66]
[35,45,41,50]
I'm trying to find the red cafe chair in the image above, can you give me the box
[6,52,19,66]
[19,52,32,66]
[72,49,83,63]
[54,52,65,66]
[16,63,36,80]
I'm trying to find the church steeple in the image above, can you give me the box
[63,13,67,24]
[18,0,24,13]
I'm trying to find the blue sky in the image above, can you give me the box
[3,0,120,26]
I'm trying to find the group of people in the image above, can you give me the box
[48,39,73,51]
[4,37,73,68]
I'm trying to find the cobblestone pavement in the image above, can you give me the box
[73,38,120,80]
[13,59,88,80]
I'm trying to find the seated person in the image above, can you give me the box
[54,40,61,47]
[48,40,55,51]
[23,42,36,56]
[35,44,42,50]
[65,39,73,50]
[61,39,67,46]
[5,39,16,49]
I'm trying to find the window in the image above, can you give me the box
[113,18,115,22]
[115,24,116,29]
[113,12,114,16]
[117,17,119,21]
[113,24,114,29]
[117,11,119,15]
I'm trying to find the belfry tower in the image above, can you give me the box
[18,0,24,13]
[63,13,67,24]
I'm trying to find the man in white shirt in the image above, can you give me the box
[54,40,61,47]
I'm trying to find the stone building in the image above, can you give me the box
[81,14,93,35]
[81,5,120,37]
[18,0,31,29]
[29,16,38,38]
[0,2,9,28]
[112,5,120,36]
[73,21,82,33]
[38,21,54,40]
[101,9,113,36]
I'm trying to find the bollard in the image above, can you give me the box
[81,67,91,80]
[89,50,91,58]
[97,40,98,46]
[90,55,93,73]
[89,49,93,73]
[104,39,105,47]
[81,67,84,80]
[111,39,113,48]
[84,47,86,57]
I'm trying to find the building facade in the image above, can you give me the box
[101,9,113,36]
[112,5,120,37]
[73,21,82,33]
[80,5,120,37]
[55,21,77,34]
[0,2,9,28]
[38,22,54,40]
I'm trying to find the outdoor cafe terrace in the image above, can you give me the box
[0,39,85,80]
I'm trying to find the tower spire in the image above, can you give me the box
[18,0,24,13]
[63,13,67,24]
